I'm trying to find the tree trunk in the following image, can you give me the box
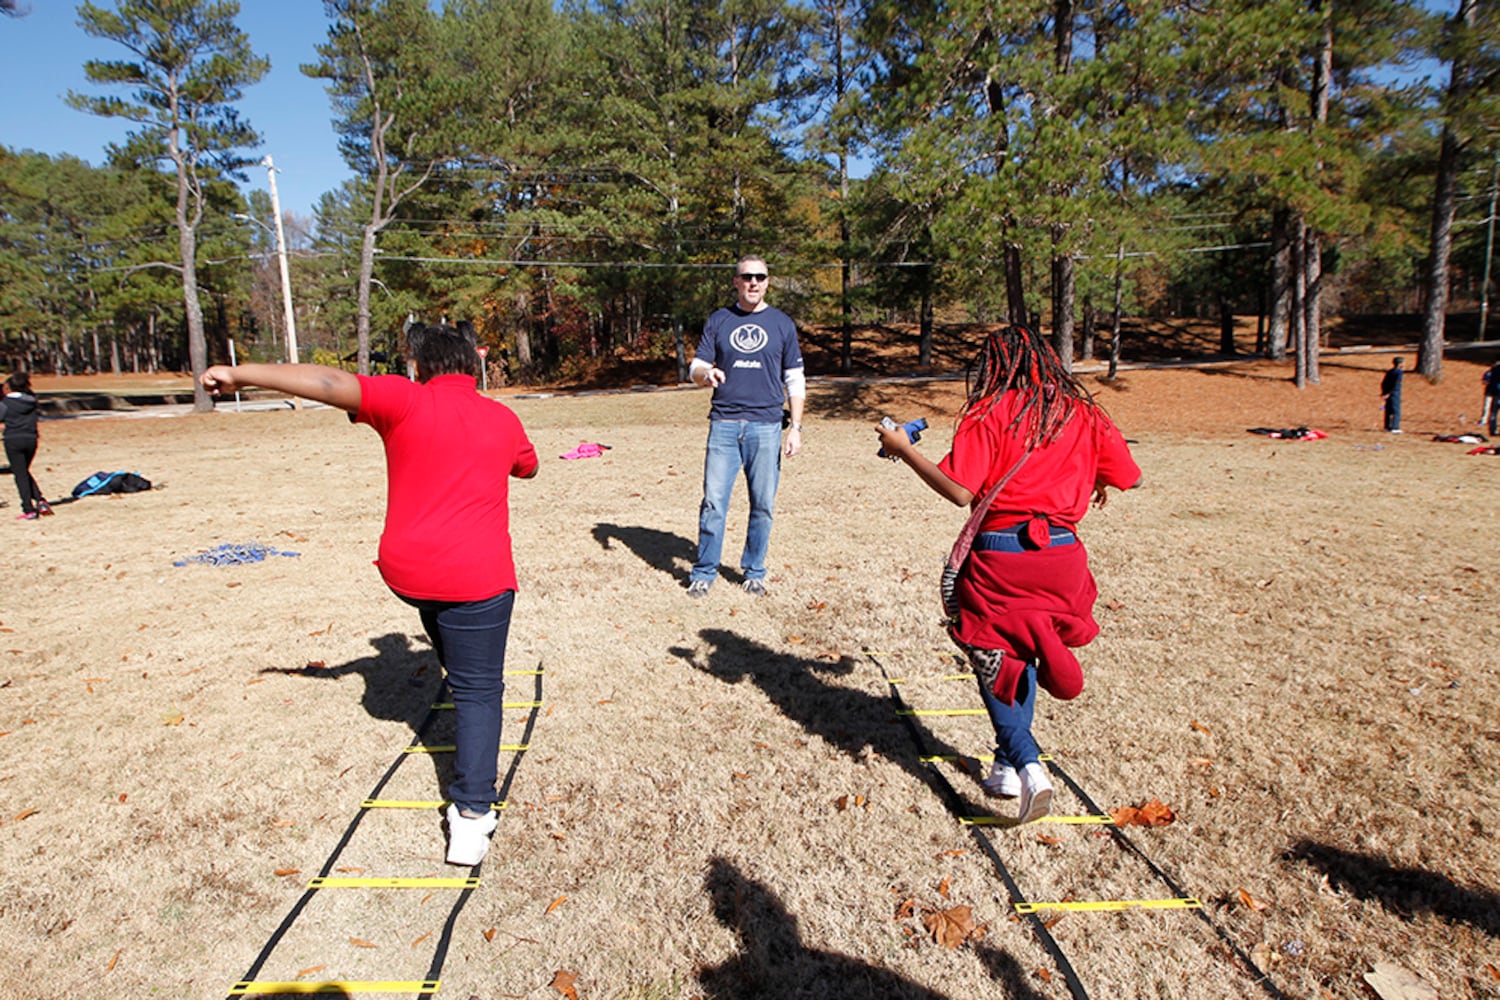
[1081,297,1095,361]
[1421,123,1462,378]
[1051,249,1075,371]
[919,264,934,368]
[1268,209,1292,360]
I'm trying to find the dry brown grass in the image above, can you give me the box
[3,349,1499,999]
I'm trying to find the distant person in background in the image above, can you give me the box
[3,371,53,520]
[1381,356,1404,433]
[201,322,538,866]
[1482,361,1500,436]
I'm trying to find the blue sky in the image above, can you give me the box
[0,2,346,220]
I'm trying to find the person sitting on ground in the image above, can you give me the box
[876,324,1141,824]
[200,321,538,866]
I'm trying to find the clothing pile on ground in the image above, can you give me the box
[1247,426,1328,440]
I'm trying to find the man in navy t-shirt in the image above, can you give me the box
[686,255,805,597]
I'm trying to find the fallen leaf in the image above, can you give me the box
[117,793,127,804]
[335,866,365,873]
[412,932,431,946]
[14,807,38,822]
[545,895,568,915]
[349,937,377,948]
[161,710,185,726]
[937,877,950,898]
[1363,961,1438,1000]
[296,965,326,979]
[1035,833,1062,845]
[806,600,827,611]
[1251,942,1277,968]
[786,635,804,644]
[894,898,917,920]
[106,949,121,971]
[1110,799,1176,827]
[1237,888,1269,912]
[273,819,296,828]
[1036,968,1053,983]
[934,848,967,859]
[1190,720,1212,736]
[304,661,326,670]
[274,868,300,877]
[482,927,497,942]
[923,904,980,948]
[551,969,580,1000]
[1486,963,1500,981]
[732,771,749,781]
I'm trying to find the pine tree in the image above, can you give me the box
[68,0,268,411]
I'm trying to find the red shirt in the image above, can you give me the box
[356,373,538,601]
[938,392,1140,532]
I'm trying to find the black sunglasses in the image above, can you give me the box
[736,272,768,282]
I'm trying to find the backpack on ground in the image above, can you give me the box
[72,470,152,497]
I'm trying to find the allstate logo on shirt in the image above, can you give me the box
[729,323,769,354]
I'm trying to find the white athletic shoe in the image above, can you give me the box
[446,803,498,866]
[1016,763,1053,824]
[981,762,1021,798]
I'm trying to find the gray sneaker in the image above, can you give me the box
[741,578,768,597]
[687,580,712,598]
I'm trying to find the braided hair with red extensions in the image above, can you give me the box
[961,324,1097,451]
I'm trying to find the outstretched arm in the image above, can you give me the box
[200,364,362,414]
[875,422,973,507]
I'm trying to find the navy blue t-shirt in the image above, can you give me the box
[695,304,803,423]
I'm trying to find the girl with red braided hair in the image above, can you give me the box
[876,324,1140,823]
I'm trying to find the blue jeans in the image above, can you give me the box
[398,590,515,814]
[693,419,782,583]
[978,662,1041,769]
[1384,395,1401,431]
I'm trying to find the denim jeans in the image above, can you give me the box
[693,419,782,583]
[1384,395,1401,431]
[398,589,515,813]
[978,662,1041,769]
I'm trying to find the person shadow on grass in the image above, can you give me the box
[592,521,747,587]
[671,628,985,802]
[257,631,451,786]
[697,857,1049,999]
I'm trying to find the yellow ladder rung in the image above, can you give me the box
[919,753,1054,763]
[232,981,439,995]
[402,744,528,754]
[431,701,541,710]
[897,708,988,717]
[1014,897,1202,914]
[960,814,1115,826]
[360,799,507,811]
[308,877,480,889]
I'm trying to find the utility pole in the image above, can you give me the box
[1480,150,1498,341]
[263,156,299,365]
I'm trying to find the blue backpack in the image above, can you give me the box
[72,470,152,497]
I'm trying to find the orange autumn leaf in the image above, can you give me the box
[305,661,326,670]
[894,898,917,920]
[117,793,127,804]
[732,771,749,781]
[1110,799,1176,827]
[411,932,431,947]
[545,895,568,915]
[551,969,580,1000]
[106,949,121,971]
[1035,833,1062,846]
[335,866,365,873]
[937,877,951,898]
[934,848,967,858]
[274,868,300,877]
[1190,720,1212,736]
[482,927,497,942]
[296,965,327,979]
[1036,968,1053,983]
[923,904,981,948]
[273,819,296,828]
[1238,888,1269,912]
[14,807,38,822]
[349,937,377,948]
[1486,963,1500,981]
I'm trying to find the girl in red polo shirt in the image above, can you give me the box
[876,324,1140,824]
[203,322,537,865]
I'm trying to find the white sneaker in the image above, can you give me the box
[1016,763,1053,824]
[981,762,1021,798]
[446,803,498,866]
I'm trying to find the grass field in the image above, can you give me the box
[3,341,1499,999]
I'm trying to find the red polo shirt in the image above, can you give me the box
[356,373,538,601]
[938,392,1140,532]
